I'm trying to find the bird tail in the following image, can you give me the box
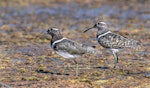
[126,39,142,51]
[86,46,100,55]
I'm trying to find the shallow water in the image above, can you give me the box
[0,3,150,29]
[1,4,150,20]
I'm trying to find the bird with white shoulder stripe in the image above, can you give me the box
[47,27,99,76]
[84,21,141,68]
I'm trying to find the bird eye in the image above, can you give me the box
[97,22,100,25]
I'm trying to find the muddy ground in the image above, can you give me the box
[0,0,150,88]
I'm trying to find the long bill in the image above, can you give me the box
[83,27,94,33]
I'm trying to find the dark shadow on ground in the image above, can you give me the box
[92,66,110,69]
[36,69,70,76]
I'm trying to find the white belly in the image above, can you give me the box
[55,51,80,59]
[110,49,121,53]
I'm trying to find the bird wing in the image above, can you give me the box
[98,32,139,49]
[53,38,89,55]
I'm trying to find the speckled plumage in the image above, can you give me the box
[52,37,98,58]
[96,31,140,49]
[84,21,140,68]
[47,28,98,58]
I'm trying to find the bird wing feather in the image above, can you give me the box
[98,32,139,49]
[53,39,88,55]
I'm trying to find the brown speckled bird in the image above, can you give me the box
[84,21,140,68]
[47,27,99,76]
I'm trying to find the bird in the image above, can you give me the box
[84,21,141,68]
[47,27,99,76]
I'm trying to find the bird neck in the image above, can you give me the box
[96,28,109,37]
[51,33,63,45]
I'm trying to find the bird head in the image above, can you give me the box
[47,27,61,37]
[84,21,108,32]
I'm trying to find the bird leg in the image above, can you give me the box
[73,59,78,76]
[67,63,71,69]
[112,52,118,68]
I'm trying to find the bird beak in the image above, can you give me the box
[83,27,94,32]
[83,24,96,33]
